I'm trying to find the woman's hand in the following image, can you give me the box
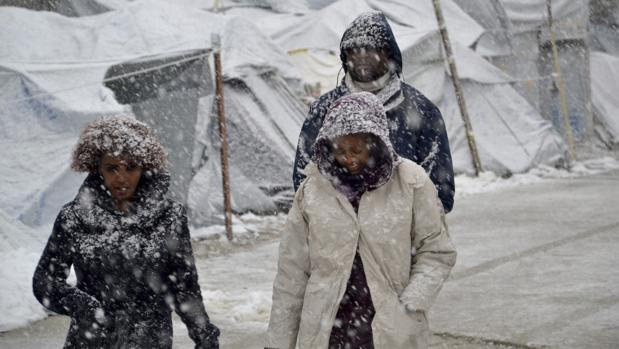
[196,335,218,349]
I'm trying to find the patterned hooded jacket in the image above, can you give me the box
[313,92,400,348]
[293,11,455,213]
[267,92,456,349]
[312,91,401,194]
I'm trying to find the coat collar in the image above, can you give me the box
[72,171,172,231]
[305,163,358,221]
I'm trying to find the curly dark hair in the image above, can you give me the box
[71,116,167,173]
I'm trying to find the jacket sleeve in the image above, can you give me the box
[169,206,220,349]
[293,99,327,191]
[32,207,103,321]
[416,92,455,213]
[266,186,310,349]
[399,175,456,312]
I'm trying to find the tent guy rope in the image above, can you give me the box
[0,51,212,107]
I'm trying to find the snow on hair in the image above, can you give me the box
[71,116,167,173]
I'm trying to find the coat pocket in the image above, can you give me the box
[372,293,429,349]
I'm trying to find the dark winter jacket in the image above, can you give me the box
[293,11,455,213]
[33,171,219,349]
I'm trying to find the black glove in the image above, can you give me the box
[196,323,220,349]
[197,338,219,349]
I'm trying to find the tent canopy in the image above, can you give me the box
[0,0,304,226]
[228,0,567,175]
[590,51,619,147]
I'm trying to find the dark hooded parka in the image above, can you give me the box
[33,170,219,349]
[293,11,455,213]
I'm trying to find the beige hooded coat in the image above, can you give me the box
[266,158,456,349]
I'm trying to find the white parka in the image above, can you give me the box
[266,159,457,349]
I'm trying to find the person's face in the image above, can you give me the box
[332,134,372,175]
[99,154,142,208]
[345,47,391,82]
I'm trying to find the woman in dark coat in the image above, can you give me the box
[32,116,219,349]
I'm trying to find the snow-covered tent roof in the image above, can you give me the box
[0,0,109,17]
[502,0,590,39]
[260,0,483,52]
[236,0,568,175]
[0,1,304,227]
[93,0,312,14]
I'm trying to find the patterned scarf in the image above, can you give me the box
[344,72,405,111]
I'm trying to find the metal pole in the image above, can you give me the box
[212,33,233,241]
[432,0,483,176]
[546,0,577,161]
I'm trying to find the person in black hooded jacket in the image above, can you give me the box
[293,11,455,213]
[32,116,219,349]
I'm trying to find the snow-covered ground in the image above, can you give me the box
[3,155,618,333]
[5,163,618,349]
[455,156,619,197]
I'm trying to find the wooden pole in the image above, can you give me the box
[212,33,233,241]
[583,22,594,139]
[546,0,577,161]
[432,0,483,176]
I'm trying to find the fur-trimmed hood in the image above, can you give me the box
[72,116,167,173]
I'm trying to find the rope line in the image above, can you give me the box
[0,16,585,107]
[0,51,211,107]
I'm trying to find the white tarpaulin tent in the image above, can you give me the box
[451,0,512,57]
[0,209,47,332]
[590,51,619,147]
[239,0,568,175]
[590,0,619,56]
[0,0,304,228]
[93,0,312,14]
[502,0,589,36]
[493,0,592,139]
[0,0,109,16]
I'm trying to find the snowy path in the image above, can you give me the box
[432,170,619,349]
[189,241,279,347]
[1,169,618,348]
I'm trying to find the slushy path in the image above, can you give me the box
[2,170,618,348]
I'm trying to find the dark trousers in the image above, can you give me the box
[328,253,375,349]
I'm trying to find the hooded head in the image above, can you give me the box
[339,11,403,76]
[312,92,399,191]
